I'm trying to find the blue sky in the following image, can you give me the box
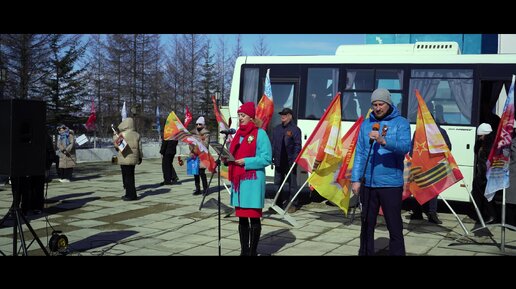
[207,34,365,56]
[160,34,365,56]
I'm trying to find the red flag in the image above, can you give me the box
[256,69,274,130]
[85,97,96,131]
[212,95,233,144]
[184,106,193,128]
[409,90,463,205]
[295,92,341,173]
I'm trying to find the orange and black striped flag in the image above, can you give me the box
[408,90,463,205]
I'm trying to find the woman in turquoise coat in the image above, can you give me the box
[228,102,272,256]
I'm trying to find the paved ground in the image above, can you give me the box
[0,158,515,256]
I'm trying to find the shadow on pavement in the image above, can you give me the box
[68,230,139,254]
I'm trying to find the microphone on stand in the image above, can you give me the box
[220,128,236,135]
[369,123,381,144]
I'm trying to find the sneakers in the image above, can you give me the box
[192,190,202,195]
[59,179,70,183]
[121,196,138,201]
[427,212,442,224]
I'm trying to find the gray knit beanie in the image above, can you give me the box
[371,88,392,106]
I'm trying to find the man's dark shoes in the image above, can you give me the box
[192,190,202,195]
[122,196,138,201]
[427,212,442,224]
[171,180,182,185]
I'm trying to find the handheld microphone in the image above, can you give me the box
[369,123,381,144]
[220,128,236,135]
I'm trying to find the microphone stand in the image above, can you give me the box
[359,139,375,256]
[198,133,231,256]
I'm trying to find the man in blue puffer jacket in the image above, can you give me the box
[351,88,411,256]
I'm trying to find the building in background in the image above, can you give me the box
[498,34,516,54]
[366,34,499,54]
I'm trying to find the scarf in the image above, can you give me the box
[229,122,258,193]
[59,128,70,146]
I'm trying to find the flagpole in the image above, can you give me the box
[94,130,97,149]
[440,195,469,236]
[268,162,297,214]
[283,179,308,216]
[462,180,487,228]
[501,188,507,251]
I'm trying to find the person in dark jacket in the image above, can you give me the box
[271,107,302,213]
[351,88,411,256]
[160,138,180,186]
[10,133,56,215]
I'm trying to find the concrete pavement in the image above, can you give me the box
[1,158,515,256]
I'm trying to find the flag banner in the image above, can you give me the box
[256,68,274,130]
[212,95,233,145]
[184,106,193,128]
[156,106,161,134]
[295,92,342,173]
[493,84,508,118]
[76,134,89,146]
[485,75,515,201]
[85,96,96,131]
[164,111,216,173]
[122,101,127,121]
[309,116,363,215]
[409,90,463,205]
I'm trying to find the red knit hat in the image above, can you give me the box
[237,102,256,118]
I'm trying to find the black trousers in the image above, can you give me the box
[274,166,298,207]
[121,165,137,199]
[359,186,405,256]
[10,175,44,213]
[162,153,178,182]
[58,168,73,180]
[194,168,208,192]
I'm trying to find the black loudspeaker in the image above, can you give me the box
[0,99,46,177]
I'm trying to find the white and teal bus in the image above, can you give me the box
[228,42,516,202]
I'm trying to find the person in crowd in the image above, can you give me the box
[351,88,411,256]
[408,116,452,225]
[190,116,210,195]
[271,107,302,213]
[160,136,180,186]
[471,123,497,224]
[113,117,142,201]
[226,102,272,256]
[56,124,76,182]
[10,133,57,215]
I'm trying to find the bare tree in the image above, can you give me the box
[182,34,206,118]
[215,35,233,106]
[253,34,271,56]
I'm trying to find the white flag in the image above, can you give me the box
[122,101,127,121]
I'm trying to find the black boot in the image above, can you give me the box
[249,226,261,256]
[238,225,250,256]
[193,180,201,195]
